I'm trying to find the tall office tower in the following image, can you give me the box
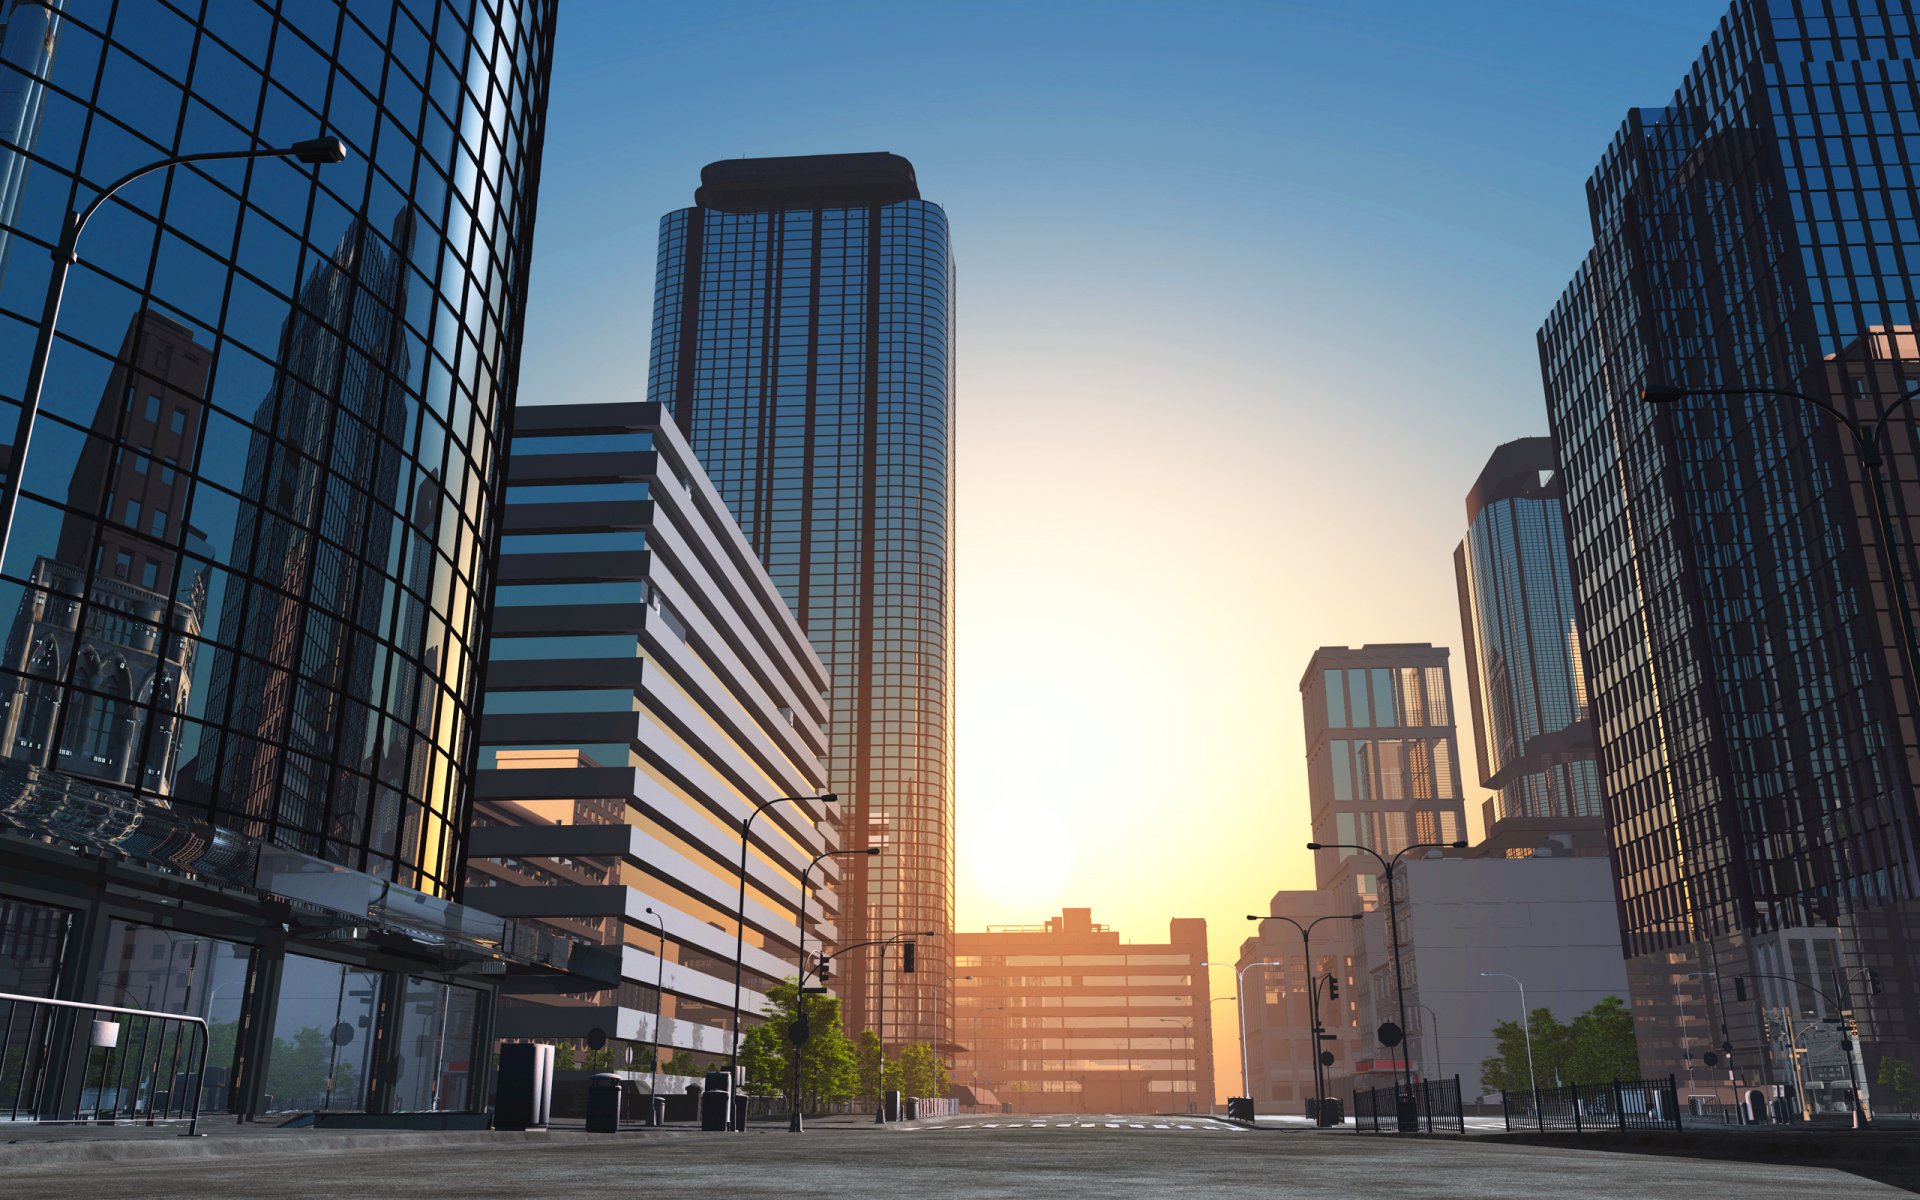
[648,153,956,1051]
[1539,0,1920,1096]
[466,402,839,1076]
[1453,438,1603,831]
[0,2,571,1122]
[1299,645,1466,911]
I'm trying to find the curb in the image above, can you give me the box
[1480,1129,1920,1167]
[0,1129,570,1168]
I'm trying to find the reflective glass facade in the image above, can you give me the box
[1453,437,1603,823]
[0,0,555,899]
[1539,0,1920,1080]
[1300,645,1465,912]
[648,154,955,1050]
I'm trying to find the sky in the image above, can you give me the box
[517,0,1736,1091]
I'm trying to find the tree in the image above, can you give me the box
[895,1041,949,1098]
[1478,996,1640,1096]
[661,1049,702,1079]
[1478,1007,1568,1096]
[1564,996,1640,1084]
[580,1046,620,1072]
[736,979,859,1108]
[1878,1057,1919,1110]
[855,1029,886,1098]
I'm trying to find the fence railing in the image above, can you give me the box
[1352,1076,1465,1134]
[1500,1076,1681,1134]
[1,991,208,1135]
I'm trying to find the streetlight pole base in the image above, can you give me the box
[788,1111,803,1133]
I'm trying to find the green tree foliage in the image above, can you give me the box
[661,1049,702,1078]
[895,1041,950,1098]
[855,1029,886,1098]
[736,979,859,1108]
[1877,1057,1919,1109]
[1478,996,1641,1095]
[580,1046,620,1072]
[551,1042,578,1072]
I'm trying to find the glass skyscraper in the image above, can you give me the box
[1540,0,1920,1093]
[1453,437,1602,827]
[648,152,955,1052]
[0,0,565,1120]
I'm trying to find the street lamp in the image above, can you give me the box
[787,845,878,1132]
[0,137,348,572]
[1203,959,1281,1103]
[1207,996,1236,1114]
[1307,839,1465,1130]
[1248,911,1363,1118]
[1413,1002,1442,1087]
[1481,972,1538,1103]
[1142,1016,1193,1113]
[969,1003,1006,1097]
[727,791,835,1120]
[640,906,667,1126]
[1737,972,1872,1130]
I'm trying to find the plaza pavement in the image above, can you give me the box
[0,1113,1908,1198]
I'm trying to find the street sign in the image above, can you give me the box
[1319,1051,1335,1067]
[586,1027,608,1050]
[1377,1022,1404,1048]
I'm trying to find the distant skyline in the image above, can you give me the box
[517,0,1734,1014]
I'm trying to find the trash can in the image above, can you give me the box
[883,1089,903,1122]
[904,1098,919,1121]
[649,1096,667,1127]
[586,1072,623,1133]
[732,1094,748,1131]
[700,1071,732,1132]
[1395,1094,1418,1132]
[1304,1096,1319,1121]
[1318,1096,1343,1126]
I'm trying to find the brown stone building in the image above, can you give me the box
[955,908,1211,1114]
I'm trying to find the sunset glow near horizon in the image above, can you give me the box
[521,0,1735,1091]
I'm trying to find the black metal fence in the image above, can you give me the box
[1500,1076,1682,1133]
[1352,1076,1465,1134]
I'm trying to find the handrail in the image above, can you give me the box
[0,990,210,1135]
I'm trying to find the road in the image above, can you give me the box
[0,1114,1901,1198]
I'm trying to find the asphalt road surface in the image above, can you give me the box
[1,1115,1903,1198]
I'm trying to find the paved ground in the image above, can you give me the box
[0,1114,1907,1198]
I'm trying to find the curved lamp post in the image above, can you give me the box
[0,137,347,572]
[1203,959,1280,1102]
[873,928,935,1123]
[1248,911,1363,1114]
[1481,971,1537,1103]
[1308,839,1466,1130]
[641,906,667,1125]
[727,791,835,1125]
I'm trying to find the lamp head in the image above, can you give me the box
[288,136,347,165]
[819,793,838,803]
[1349,913,1364,921]
[1451,840,1469,849]
[1305,842,1323,851]
[1640,383,1690,404]
[1245,914,1261,921]
[865,846,881,856]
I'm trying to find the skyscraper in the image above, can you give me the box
[648,152,955,1051]
[1539,0,1920,1094]
[1452,438,1603,829]
[1300,645,1466,911]
[0,0,567,1120]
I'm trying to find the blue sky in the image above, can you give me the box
[516,1,1735,943]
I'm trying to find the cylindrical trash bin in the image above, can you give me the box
[732,1094,748,1131]
[1319,1096,1343,1126]
[904,1098,919,1121]
[586,1072,622,1133]
[648,1095,667,1126]
[700,1072,732,1132]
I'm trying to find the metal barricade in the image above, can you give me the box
[0,991,209,1136]
[1500,1076,1682,1134]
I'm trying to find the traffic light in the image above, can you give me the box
[1327,977,1340,1001]
[816,953,832,983]
[1868,970,1883,995]
[901,941,917,973]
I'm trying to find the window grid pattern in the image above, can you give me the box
[648,197,955,1050]
[0,0,557,899]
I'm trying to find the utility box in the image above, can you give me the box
[495,1043,555,1131]
[1226,1096,1255,1122]
[586,1073,622,1133]
[883,1089,903,1122]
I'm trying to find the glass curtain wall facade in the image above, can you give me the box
[1453,437,1603,825]
[1300,645,1466,911]
[0,0,561,1119]
[647,152,955,1052]
[1538,0,1920,1089]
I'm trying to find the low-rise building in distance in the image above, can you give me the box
[956,908,1211,1114]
